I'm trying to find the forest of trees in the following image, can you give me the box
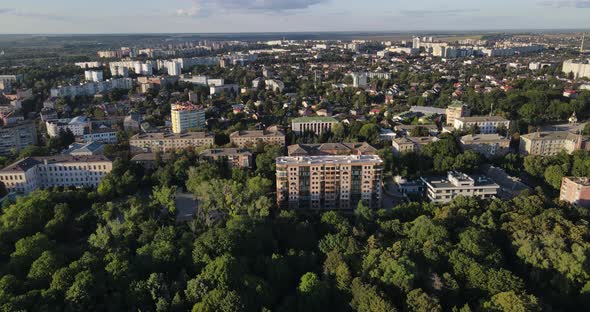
[1,149,590,311]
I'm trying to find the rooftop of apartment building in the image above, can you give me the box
[394,136,439,145]
[229,129,285,137]
[171,102,205,111]
[131,153,173,162]
[1,155,111,173]
[460,134,510,143]
[564,176,590,186]
[520,131,583,140]
[421,171,498,189]
[200,148,252,157]
[287,142,377,156]
[131,131,212,140]
[276,154,383,166]
[456,116,509,122]
[291,116,338,123]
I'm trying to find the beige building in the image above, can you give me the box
[446,101,471,126]
[129,132,214,153]
[421,171,500,204]
[560,177,590,208]
[291,117,338,136]
[392,137,439,155]
[519,131,586,156]
[171,102,206,134]
[200,148,253,168]
[460,134,510,159]
[0,155,112,195]
[276,155,383,211]
[288,143,377,157]
[229,130,286,147]
[0,121,38,155]
[453,116,510,134]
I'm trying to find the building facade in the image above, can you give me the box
[560,177,590,208]
[200,148,253,168]
[129,132,214,153]
[0,155,112,195]
[519,131,586,156]
[453,116,510,134]
[46,117,88,137]
[229,130,286,147]
[171,103,206,134]
[421,171,500,204]
[276,155,383,211]
[392,137,439,155]
[291,117,338,136]
[460,134,510,159]
[0,121,38,155]
[446,101,471,126]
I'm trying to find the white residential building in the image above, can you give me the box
[84,70,103,82]
[421,171,500,204]
[453,116,510,134]
[46,117,88,137]
[0,155,113,195]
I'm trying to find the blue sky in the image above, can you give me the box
[0,0,589,33]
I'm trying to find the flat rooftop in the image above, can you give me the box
[131,132,212,140]
[292,116,338,123]
[456,116,509,122]
[276,155,382,165]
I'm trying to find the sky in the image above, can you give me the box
[0,0,589,34]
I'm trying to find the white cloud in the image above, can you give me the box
[175,0,329,17]
[538,0,590,8]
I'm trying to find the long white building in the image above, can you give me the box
[50,78,133,97]
[563,59,590,79]
[0,155,112,195]
[421,171,500,204]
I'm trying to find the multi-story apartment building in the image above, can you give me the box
[276,155,383,211]
[446,101,471,126]
[291,117,338,136]
[288,143,377,157]
[0,155,112,195]
[50,78,133,97]
[129,132,214,153]
[453,116,510,134]
[562,59,590,79]
[229,130,286,147]
[46,117,88,137]
[392,137,439,155]
[0,121,38,155]
[519,131,587,156]
[84,70,103,82]
[171,102,206,134]
[421,171,500,204]
[460,134,510,159]
[200,148,253,169]
[560,177,590,208]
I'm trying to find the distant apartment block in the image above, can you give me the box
[453,116,510,134]
[276,155,383,211]
[0,121,38,155]
[560,177,590,208]
[562,59,590,79]
[171,102,206,134]
[200,148,253,169]
[129,132,214,153]
[460,134,510,159]
[50,78,133,97]
[421,171,500,204]
[84,70,103,82]
[229,130,286,147]
[0,155,112,195]
[288,143,377,157]
[446,101,471,126]
[292,117,338,136]
[519,131,587,156]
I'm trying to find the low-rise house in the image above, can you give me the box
[392,136,439,155]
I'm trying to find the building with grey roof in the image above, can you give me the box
[421,171,499,204]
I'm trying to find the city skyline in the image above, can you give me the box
[0,0,590,34]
